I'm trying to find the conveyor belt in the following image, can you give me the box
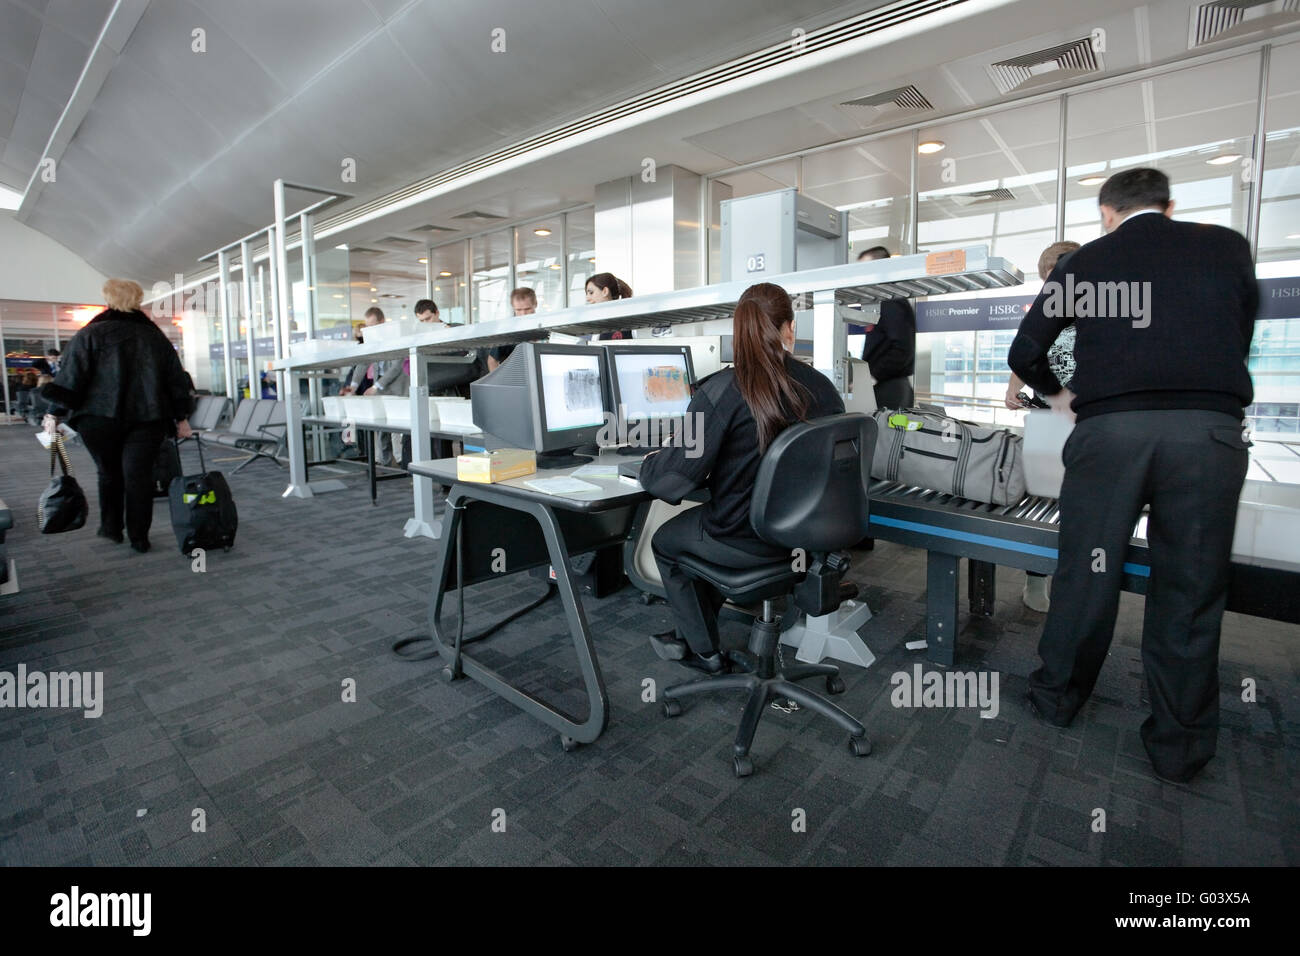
[864,479,1300,665]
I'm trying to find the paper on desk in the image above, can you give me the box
[570,462,619,479]
[522,476,602,495]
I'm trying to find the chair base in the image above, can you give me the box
[780,599,875,668]
[662,616,869,778]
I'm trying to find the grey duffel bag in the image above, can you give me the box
[871,408,1026,506]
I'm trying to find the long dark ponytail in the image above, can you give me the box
[733,282,808,451]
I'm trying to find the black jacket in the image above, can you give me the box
[639,355,844,551]
[42,309,194,427]
[1008,213,1258,422]
[860,299,916,382]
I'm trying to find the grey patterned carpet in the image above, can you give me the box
[1,423,1296,866]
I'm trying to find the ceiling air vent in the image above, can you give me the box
[347,246,386,256]
[452,210,506,221]
[987,37,1101,95]
[947,187,1017,206]
[839,84,934,120]
[380,235,422,246]
[412,224,458,233]
[1189,1,1300,48]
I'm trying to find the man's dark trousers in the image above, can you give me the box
[1027,409,1249,781]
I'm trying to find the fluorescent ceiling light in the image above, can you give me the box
[533,228,552,236]
[918,140,945,154]
[1205,153,1241,166]
[1077,176,1106,186]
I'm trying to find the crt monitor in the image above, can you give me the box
[470,343,609,466]
[603,345,696,425]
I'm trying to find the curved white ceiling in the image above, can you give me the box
[9,0,882,283]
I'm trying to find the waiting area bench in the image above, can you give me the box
[206,398,290,473]
[0,495,16,595]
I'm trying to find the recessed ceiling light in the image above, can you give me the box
[333,293,344,299]
[459,282,466,287]
[1077,175,1106,186]
[434,286,441,292]
[439,271,452,277]
[1205,153,1241,166]
[335,243,348,250]
[548,263,561,270]
[588,257,596,263]
[533,228,552,236]
[1287,233,1300,240]
[418,257,428,263]
[918,140,945,154]
[371,298,377,303]
[370,287,377,292]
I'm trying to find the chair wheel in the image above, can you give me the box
[733,755,754,778]
[560,735,578,753]
[849,736,872,757]
[440,666,456,682]
[662,699,682,718]
[826,676,845,695]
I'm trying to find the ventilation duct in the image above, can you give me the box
[839,84,935,120]
[1189,0,1300,47]
[987,37,1101,95]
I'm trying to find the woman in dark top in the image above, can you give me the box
[42,279,195,553]
[586,272,634,340]
[638,282,845,673]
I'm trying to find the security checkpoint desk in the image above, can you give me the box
[407,454,652,750]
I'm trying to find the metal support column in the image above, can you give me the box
[812,288,846,394]
[1248,46,1271,260]
[1056,95,1068,243]
[274,180,311,498]
[217,249,237,402]
[300,212,324,462]
[405,348,440,538]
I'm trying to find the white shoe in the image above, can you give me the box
[1022,575,1051,613]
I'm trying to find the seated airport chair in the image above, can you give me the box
[661,412,878,777]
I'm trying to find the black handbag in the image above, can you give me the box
[37,435,88,534]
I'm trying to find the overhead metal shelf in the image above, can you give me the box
[273,244,1022,372]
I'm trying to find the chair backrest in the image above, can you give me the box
[193,396,223,430]
[264,400,287,426]
[749,413,877,552]
[227,398,256,434]
[244,399,275,434]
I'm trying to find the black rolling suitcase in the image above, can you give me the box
[168,437,237,554]
[152,437,182,497]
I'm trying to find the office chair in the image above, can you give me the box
[661,412,878,777]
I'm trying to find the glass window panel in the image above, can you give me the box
[566,206,596,307]
[428,242,467,324]
[515,219,564,313]
[802,133,914,258]
[471,230,510,323]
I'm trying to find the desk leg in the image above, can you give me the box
[427,489,610,746]
[926,551,959,667]
[968,560,996,617]
[368,430,377,506]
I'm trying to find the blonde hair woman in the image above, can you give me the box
[42,279,195,552]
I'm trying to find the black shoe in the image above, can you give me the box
[130,539,150,553]
[680,652,728,675]
[648,630,687,661]
[1024,691,1072,728]
[97,527,124,544]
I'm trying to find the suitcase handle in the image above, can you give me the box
[179,434,208,473]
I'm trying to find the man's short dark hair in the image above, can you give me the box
[510,287,537,305]
[364,306,385,321]
[46,348,60,357]
[1098,168,1171,215]
[857,246,891,261]
[414,299,438,315]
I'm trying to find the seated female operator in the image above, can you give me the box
[637,282,844,674]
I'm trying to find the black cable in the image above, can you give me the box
[391,502,558,662]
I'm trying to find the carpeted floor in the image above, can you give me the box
[1,422,1296,866]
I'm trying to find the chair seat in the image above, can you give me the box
[677,553,802,605]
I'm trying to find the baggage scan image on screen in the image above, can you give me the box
[607,347,694,422]
[539,351,604,433]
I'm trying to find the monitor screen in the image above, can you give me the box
[538,351,605,434]
[606,347,694,421]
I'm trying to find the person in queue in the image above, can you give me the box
[40,279,194,553]
[1005,239,1083,614]
[1008,167,1258,784]
[638,282,845,675]
[857,246,916,409]
[586,272,633,340]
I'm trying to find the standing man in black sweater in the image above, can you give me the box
[1008,167,1259,784]
[857,246,916,409]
